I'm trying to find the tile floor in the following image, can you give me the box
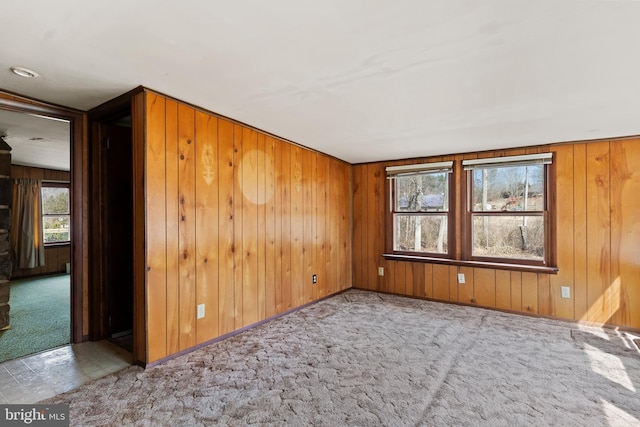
[0,340,132,404]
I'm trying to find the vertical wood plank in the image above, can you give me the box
[424,263,433,298]
[302,149,314,302]
[521,272,538,313]
[241,127,258,328]
[573,143,588,321]
[165,99,180,355]
[233,124,244,328]
[217,119,235,335]
[550,145,575,320]
[412,263,425,298]
[352,165,366,288]
[280,142,292,309]
[495,269,511,310]
[474,268,496,308]
[195,111,219,343]
[538,274,551,316]
[458,266,474,303]
[367,164,384,291]
[290,147,304,306]
[145,92,167,361]
[256,133,267,320]
[586,141,610,324]
[264,137,277,318]
[395,261,406,295]
[432,264,449,301]
[340,163,352,291]
[609,139,640,328]
[177,104,196,350]
[510,271,522,311]
[313,153,327,300]
[448,266,458,302]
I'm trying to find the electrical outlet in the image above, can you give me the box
[197,304,205,319]
[457,273,465,284]
[312,274,317,284]
[378,267,384,276]
[561,287,571,299]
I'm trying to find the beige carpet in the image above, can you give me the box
[44,290,640,426]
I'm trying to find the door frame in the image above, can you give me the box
[87,87,146,364]
[0,89,86,343]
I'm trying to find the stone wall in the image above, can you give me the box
[0,137,12,330]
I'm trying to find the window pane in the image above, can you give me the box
[472,165,543,212]
[395,172,448,212]
[43,215,70,243]
[394,214,448,254]
[472,215,543,260]
[42,187,70,215]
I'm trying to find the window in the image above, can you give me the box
[387,162,453,255]
[463,153,552,265]
[383,153,556,272]
[41,183,70,244]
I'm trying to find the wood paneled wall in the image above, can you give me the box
[11,165,71,278]
[353,139,640,330]
[143,92,352,363]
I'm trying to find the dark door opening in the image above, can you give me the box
[104,116,134,351]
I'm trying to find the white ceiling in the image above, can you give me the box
[1,1,640,164]
[0,109,70,171]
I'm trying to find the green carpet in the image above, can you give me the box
[0,274,70,363]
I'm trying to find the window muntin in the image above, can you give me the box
[391,170,450,255]
[41,184,70,244]
[469,163,547,263]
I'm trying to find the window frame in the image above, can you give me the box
[41,181,71,246]
[465,163,551,266]
[383,153,558,274]
[386,161,455,258]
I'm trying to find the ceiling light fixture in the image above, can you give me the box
[10,66,40,78]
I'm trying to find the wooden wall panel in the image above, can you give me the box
[217,119,235,336]
[145,92,167,361]
[195,111,219,343]
[474,268,495,308]
[458,266,474,304]
[432,264,449,301]
[264,137,277,317]
[609,139,640,328]
[585,141,611,325]
[351,138,640,329]
[302,149,314,303]
[241,127,258,328]
[143,92,352,363]
[177,104,196,350]
[290,147,304,307]
[550,145,575,320]
[165,99,180,355]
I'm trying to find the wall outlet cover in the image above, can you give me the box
[378,267,384,276]
[561,287,571,299]
[312,274,317,284]
[457,273,465,284]
[197,304,205,319]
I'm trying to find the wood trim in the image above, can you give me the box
[381,253,559,274]
[132,92,146,365]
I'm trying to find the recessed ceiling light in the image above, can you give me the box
[10,66,40,78]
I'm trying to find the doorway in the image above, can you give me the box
[0,95,84,362]
[101,115,134,352]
